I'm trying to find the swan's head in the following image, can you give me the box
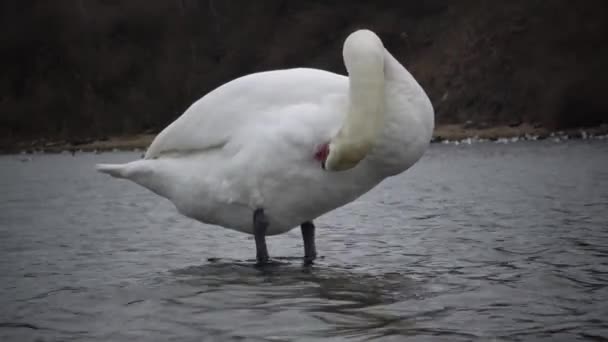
[323,140,377,171]
[315,142,364,171]
[323,29,386,172]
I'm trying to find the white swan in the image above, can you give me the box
[96,29,434,264]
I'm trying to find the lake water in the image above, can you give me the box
[1,140,607,341]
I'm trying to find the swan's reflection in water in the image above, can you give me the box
[167,259,422,340]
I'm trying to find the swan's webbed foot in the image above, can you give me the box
[301,221,317,265]
[253,208,269,265]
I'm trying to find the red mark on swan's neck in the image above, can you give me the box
[314,143,330,169]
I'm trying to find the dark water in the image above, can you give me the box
[1,141,607,341]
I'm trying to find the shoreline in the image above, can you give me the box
[2,124,607,154]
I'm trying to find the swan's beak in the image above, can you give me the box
[315,143,330,170]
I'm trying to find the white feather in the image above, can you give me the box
[96,29,434,236]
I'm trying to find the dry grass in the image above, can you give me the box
[4,124,607,154]
[73,134,156,151]
[433,124,608,141]
[433,124,548,140]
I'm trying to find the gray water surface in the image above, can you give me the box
[1,141,607,341]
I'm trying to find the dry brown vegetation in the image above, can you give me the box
[1,1,607,150]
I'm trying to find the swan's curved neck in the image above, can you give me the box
[324,30,385,171]
[347,69,385,138]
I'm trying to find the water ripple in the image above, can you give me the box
[1,141,607,341]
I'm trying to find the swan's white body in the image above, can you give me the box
[97,30,434,236]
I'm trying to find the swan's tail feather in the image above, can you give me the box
[96,160,171,198]
[96,163,128,178]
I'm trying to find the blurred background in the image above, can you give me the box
[1,0,607,146]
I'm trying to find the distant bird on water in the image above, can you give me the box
[96,29,434,265]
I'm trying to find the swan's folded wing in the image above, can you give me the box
[144,68,347,160]
[144,91,236,159]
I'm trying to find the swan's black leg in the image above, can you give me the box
[253,208,269,265]
[301,221,317,265]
